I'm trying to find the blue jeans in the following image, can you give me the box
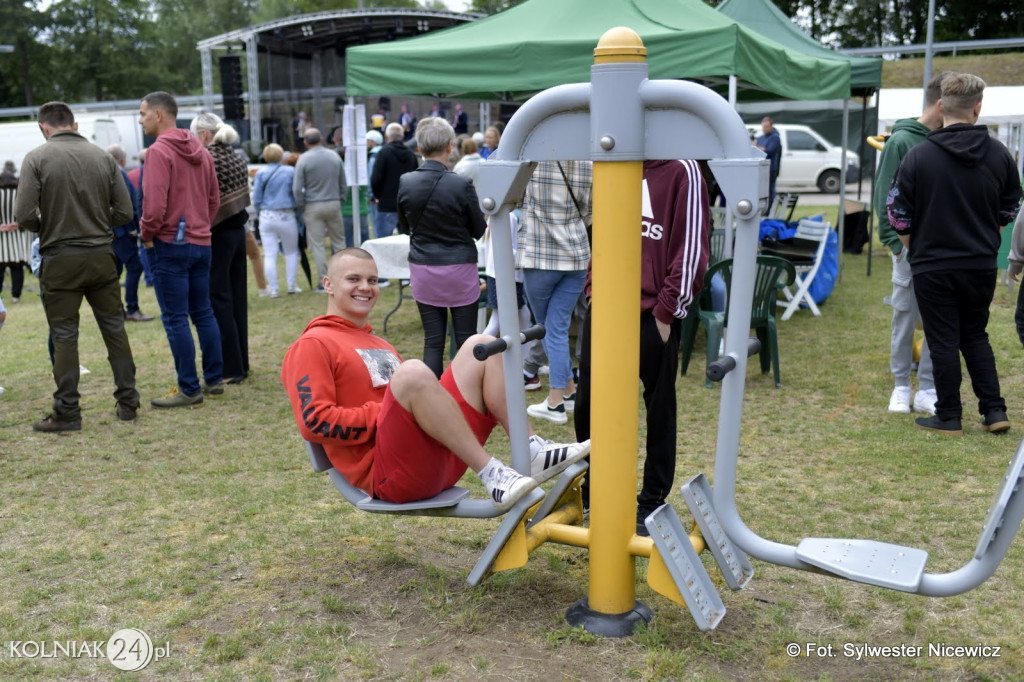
[523,268,586,390]
[150,240,223,396]
[112,234,144,313]
[375,211,399,237]
[367,202,379,238]
[344,215,371,247]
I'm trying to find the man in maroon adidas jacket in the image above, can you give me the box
[575,159,710,535]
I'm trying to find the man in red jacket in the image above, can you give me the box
[281,248,590,511]
[575,159,710,534]
[139,91,224,409]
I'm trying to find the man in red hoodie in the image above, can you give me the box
[575,159,710,535]
[138,91,224,408]
[281,247,590,511]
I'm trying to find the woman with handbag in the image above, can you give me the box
[398,116,487,377]
[251,144,300,299]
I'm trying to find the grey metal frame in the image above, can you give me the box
[478,48,1024,600]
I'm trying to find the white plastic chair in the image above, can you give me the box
[767,218,831,321]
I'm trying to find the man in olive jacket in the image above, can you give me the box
[12,101,139,432]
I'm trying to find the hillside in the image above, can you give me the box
[881,52,1023,87]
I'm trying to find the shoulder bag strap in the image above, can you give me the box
[409,168,446,233]
[556,161,586,223]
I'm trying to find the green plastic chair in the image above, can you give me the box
[680,255,796,388]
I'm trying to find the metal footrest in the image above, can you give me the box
[796,538,928,592]
[680,474,753,589]
[526,460,588,530]
[466,487,546,586]
[646,504,725,631]
[974,438,1024,560]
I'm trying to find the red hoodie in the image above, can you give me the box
[140,128,220,245]
[586,159,710,324]
[281,315,403,494]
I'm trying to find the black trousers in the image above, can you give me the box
[1014,280,1024,350]
[209,226,249,379]
[575,306,681,515]
[913,268,1004,420]
[416,301,479,378]
[0,262,25,298]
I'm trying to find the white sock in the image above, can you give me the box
[529,434,546,458]
[477,457,505,484]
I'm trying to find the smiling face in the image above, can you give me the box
[324,252,380,326]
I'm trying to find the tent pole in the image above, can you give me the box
[837,98,849,282]
[864,93,875,276]
[724,74,737,256]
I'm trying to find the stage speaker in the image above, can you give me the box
[219,56,245,120]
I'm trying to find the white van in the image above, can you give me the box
[747,123,859,193]
[0,117,123,173]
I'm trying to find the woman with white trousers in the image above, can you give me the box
[251,143,300,297]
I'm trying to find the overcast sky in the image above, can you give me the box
[438,0,472,11]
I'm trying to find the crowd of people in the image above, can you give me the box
[2,77,1020,515]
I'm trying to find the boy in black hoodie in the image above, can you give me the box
[888,73,1022,436]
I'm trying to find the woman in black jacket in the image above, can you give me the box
[398,116,487,377]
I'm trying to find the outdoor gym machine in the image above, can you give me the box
[471,27,767,635]
[309,26,1023,637]
[472,25,1024,634]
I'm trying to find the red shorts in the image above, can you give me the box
[372,367,498,503]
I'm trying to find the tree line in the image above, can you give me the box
[1,0,1020,111]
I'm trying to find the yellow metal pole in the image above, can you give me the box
[587,28,646,616]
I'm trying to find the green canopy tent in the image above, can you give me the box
[344,0,851,102]
[718,0,884,269]
[717,0,881,96]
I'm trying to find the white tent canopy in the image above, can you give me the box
[876,86,1024,173]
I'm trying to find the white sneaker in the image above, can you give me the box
[482,463,538,511]
[258,288,273,298]
[888,386,912,414]
[287,285,302,294]
[562,391,576,414]
[527,399,567,424]
[269,288,281,299]
[913,388,938,415]
[530,436,590,483]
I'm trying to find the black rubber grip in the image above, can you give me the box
[473,324,547,361]
[474,337,508,361]
[706,338,762,383]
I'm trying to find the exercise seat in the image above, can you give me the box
[305,440,543,518]
[680,255,795,388]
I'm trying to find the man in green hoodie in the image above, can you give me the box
[873,72,947,417]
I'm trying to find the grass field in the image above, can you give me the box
[1,214,1023,680]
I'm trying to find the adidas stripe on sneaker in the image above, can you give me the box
[530,438,591,483]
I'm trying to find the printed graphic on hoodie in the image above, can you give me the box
[640,178,663,241]
[356,348,401,388]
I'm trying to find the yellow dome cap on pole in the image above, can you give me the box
[594,27,647,64]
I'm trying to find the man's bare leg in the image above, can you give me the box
[448,334,517,435]
[388,358,492,472]
[448,334,590,482]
